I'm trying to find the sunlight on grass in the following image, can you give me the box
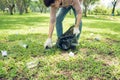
[0,25,49,35]
[83,27,119,34]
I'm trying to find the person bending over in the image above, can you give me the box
[43,0,82,48]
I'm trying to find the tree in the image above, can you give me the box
[16,0,24,15]
[39,0,45,13]
[0,0,7,12]
[0,0,15,15]
[23,0,31,13]
[111,0,119,16]
[83,0,100,17]
[6,0,15,15]
[16,0,31,15]
[37,0,47,13]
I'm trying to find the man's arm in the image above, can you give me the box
[44,6,56,48]
[48,22,55,38]
[74,0,82,28]
[73,0,82,35]
[75,12,82,28]
[48,7,56,38]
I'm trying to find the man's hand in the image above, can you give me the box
[44,38,52,49]
[73,27,80,36]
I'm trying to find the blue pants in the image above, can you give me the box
[56,6,82,39]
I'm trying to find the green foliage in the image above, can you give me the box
[83,0,100,6]
[116,9,120,16]
[92,6,111,15]
[0,0,7,10]
[83,0,100,17]
[0,0,48,15]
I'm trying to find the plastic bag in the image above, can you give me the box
[56,25,78,50]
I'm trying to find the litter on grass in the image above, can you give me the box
[1,50,7,57]
[22,44,28,48]
[69,51,74,57]
[90,33,94,36]
[95,37,101,41]
[26,61,38,69]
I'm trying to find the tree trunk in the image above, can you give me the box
[112,0,117,16]
[44,8,47,13]
[24,0,30,13]
[40,7,44,13]
[19,7,24,15]
[39,6,44,13]
[9,8,13,15]
[84,5,87,17]
[16,0,24,15]
[9,4,15,15]
[25,8,29,13]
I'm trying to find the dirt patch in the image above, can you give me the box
[80,48,88,54]
[87,76,101,80]
[105,38,120,44]
[94,54,120,66]
[58,70,73,80]
[0,78,7,80]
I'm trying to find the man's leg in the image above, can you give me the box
[72,7,82,39]
[56,7,72,38]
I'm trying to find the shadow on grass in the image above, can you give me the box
[0,16,49,29]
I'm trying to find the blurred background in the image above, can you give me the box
[0,0,120,16]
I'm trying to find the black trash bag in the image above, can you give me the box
[56,25,78,51]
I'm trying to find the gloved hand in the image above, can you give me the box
[44,38,52,49]
[73,27,80,36]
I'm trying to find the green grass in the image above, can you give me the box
[0,13,120,80]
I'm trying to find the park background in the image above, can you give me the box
[0,0,120,80]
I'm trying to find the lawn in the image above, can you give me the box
[0,13,120,80]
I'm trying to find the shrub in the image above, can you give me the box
[91,6,111,15]
[116,9,120,16]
